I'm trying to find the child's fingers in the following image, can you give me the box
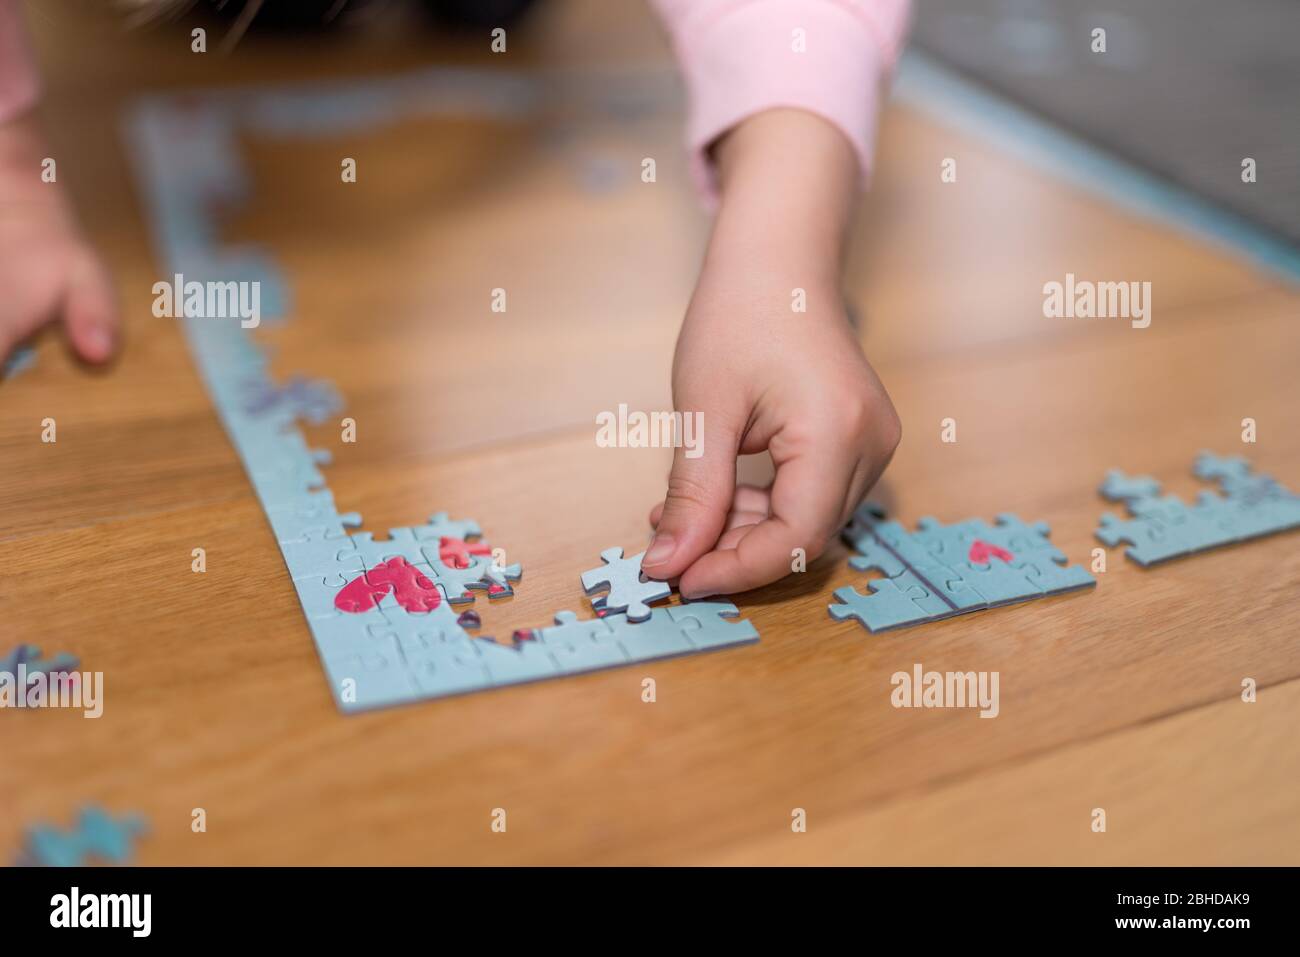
[63,251,119,364]
[648,484,770,528]
[677,446,853,598]
[642,417,741,581]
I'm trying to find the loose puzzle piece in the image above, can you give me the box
[580,547,672,622]
[1,345,36,380]
[18,806,148,867]
[0,644,80,679]
[1099,470,1162,503]
[830,502,1095,633]
[1096,452,1300,565]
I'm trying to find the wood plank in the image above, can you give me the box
[706,678,1300,866]
[2,294,1296,862]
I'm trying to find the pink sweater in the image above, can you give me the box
[0,0,910,194]
[0,0,36,122]
[652,0,911,196]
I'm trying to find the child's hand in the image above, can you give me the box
[644,109,900,598]
[0,114,118,364]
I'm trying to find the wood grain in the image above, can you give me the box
[1,0,1295,865]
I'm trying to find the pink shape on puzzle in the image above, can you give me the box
[968,540,1015,565]
[335,557,443,614]
[438,536,492,569]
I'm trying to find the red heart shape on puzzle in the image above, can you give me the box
[438,536,493,569]
[968,540,1015,564]
[334,556,443,614]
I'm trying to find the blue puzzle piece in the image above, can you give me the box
[846,534,909,578]
[1099,469,1163,503]
[469,634,561,685]
[830,580,955,632]
[607,608,698,656]
[20,806,148,867]
[532,611,628,669]
[1192,452,1253,488]
[667,601,760,649]
[862,522,987,612]
[1,345,36,380]
[581,547,672,622]
[1,644,79,678]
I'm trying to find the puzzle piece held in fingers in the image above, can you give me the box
[580,547,672,623]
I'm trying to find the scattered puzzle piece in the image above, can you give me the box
[0,644,79,679]
[1096,452,1300,565]
[1,345,36,380]
[831,503,1095,633]
[580,547,672,622]
[19,806,148,867]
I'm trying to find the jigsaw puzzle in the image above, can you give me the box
[124,86,759,714]
[0,644,79,680]
[18,806,148,867]
[830,503,1095,633]
[1096,451,1300,565]
[242,374,342,424]
[581,547,672,622]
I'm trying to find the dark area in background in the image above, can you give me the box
[912,0,1300,246]
[203,0,541,30]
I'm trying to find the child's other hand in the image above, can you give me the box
[644,109,900,598]
[0,114,118,364]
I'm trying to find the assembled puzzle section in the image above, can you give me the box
[125,92,760,714]
[188,321,761,712]
[830,503,1095,633]
[1096,452,1300,565]
[320,598,758,711]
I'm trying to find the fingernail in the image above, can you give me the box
[86,328,112,357]
[642,533,676,567]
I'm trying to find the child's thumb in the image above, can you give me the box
[64,253,119,364]
[642,416,738,581]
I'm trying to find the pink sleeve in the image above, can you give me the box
[0,0,39,123]
[651,0,911,201]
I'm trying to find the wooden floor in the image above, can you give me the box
[2,1,1297,865]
